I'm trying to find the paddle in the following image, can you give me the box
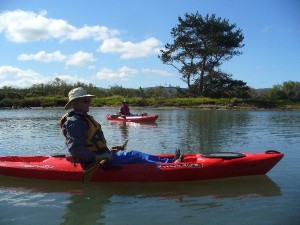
[110,139,128,153]
[81,140,128,183]
[121,139,129,149]
[82,159,107,183]
[111,114,126,119]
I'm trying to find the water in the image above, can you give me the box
[0,108,299,225]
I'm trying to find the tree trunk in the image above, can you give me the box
[198,62,206,96]
[199,71,204,96]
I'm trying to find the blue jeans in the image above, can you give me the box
[111,150,173,164]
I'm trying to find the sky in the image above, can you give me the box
[0,0,299,89]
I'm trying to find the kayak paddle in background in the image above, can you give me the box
[111,114,126,119]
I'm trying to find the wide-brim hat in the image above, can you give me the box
[122,99,129,103]
[64,87,95,109]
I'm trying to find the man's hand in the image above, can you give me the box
[110,140,128,154]
[95,153,112,163]
[110,146,124,154]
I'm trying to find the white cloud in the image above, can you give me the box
[0,10,119,42]
[65,51,95,66]
[142,68,172,77]
[0,10,163,60]
[92,66,137,81]
[17,51,95,66]
[0,66,92,87]
[54,74,91,84]
[18,51,66,62]
[98,37,162,59]
[0,66,50,87]
[67,25,119,41]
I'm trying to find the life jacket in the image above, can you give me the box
[60,112,109,153]
[120,105,131,116]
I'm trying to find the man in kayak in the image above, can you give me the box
[118,100,134,116]
[60,87,183,169]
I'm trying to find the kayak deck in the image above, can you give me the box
[0,151,284,182]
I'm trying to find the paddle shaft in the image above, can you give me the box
[82,159,107,183]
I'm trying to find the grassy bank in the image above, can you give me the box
[1,96,300,110]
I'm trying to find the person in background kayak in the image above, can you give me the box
[60,87,183,169]
[118,100,134,116]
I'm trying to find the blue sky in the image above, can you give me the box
[0,0,299,89]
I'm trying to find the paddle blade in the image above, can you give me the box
[122,139,129,150]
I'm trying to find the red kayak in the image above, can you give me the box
[0,150,283,182]
[106,114,158,122]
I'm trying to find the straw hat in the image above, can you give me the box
[64,87,95,109]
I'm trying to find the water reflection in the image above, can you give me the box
[269,111,300,141]
[107,121,158,147]
[158,109,300,154]
[0,109,65,155]
[155,109,253,154]
[0,175,281,198]
[0,175,281,224]
[185,110,252,153]
[1,108,300,156]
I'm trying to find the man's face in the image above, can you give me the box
[73,97,91,113]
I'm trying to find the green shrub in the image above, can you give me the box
[19,98,41,107]
[0,98,13,108]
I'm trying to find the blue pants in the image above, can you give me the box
[111,150,173,164]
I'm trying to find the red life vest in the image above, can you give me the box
[120,105,131,116]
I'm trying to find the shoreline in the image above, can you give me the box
[1,105,299,111]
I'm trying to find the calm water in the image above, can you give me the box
[0,108,299,225]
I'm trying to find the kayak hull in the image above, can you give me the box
[106,114,158,122]
[0,151,283,182]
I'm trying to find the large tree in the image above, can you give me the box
[200,71,250,98]
[159,12,244,96]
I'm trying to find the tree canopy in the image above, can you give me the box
[159,12,245,96]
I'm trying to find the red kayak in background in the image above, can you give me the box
[106,114,158,122]
[0,150,283,182]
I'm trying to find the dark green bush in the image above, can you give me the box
[19,99,41,107]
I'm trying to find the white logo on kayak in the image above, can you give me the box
[157,163,203,169]
[21,164,54,169]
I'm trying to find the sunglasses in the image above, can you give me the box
[79,99,91,104]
